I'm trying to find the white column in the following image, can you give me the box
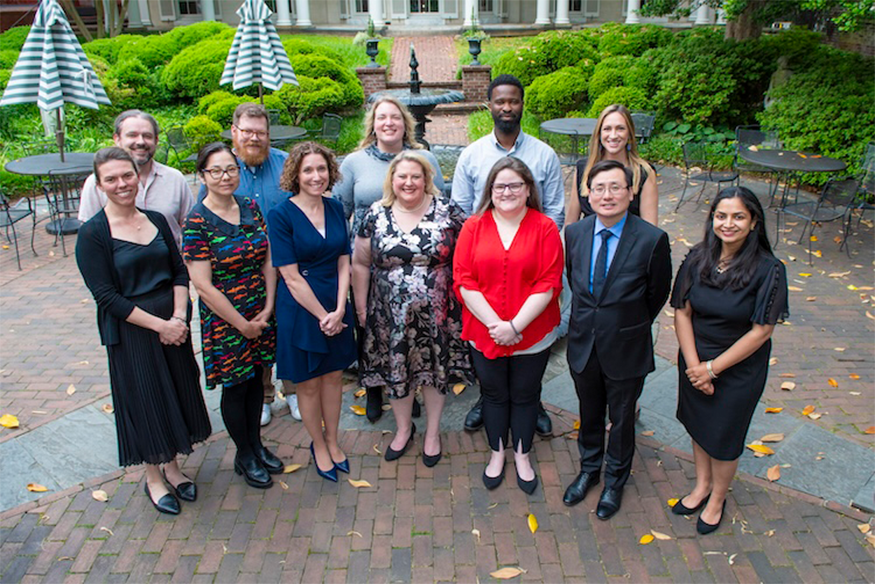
[535,0,550,24]
[369,0,383,25]
[716,8,726,24]
[295,0,312,25]
[625,0,640,23]
[555,0,570,24]
[137,0,152,26]
[201,0,216,21]
[127,0,142,27]
[463,0,478,27]
[276,0,292,26]
[694,3,712,25]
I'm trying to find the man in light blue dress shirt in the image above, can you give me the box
[451,74,565,437]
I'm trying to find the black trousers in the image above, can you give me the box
[471,347,551,454]
[221,365,265,460]
[571,347,644,490]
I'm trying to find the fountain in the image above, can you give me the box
[367,45,464,149]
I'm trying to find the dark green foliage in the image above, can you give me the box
[116,35,177,70]
[0,50,18,70]
[282,39,344,64]
[493,31,600,86]
[588,68,625,100]
[527,67,590,121]
[587,86,650,117]
[183,115,223,151]
[161,38,234,99]
[163,21,231,52]
[288,54,363,107]
[83,36,135,65]
[204,95,247,127]
[274,76,346,124]
[596,22,674,57]
[0,27,29,52]
[198,91,238,115]
[104,58,153,109]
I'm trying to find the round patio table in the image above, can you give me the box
[539,118,599,162]
[738,148,846,207]
[5,152,94,234]
[220,125,307,145]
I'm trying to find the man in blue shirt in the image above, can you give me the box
[198,103,296,426]
[452,75,564,437]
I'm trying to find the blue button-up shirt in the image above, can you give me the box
[451,131,565,229]
[590,214,627,294]
[197,147,291,218]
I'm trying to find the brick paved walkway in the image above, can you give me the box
[388,37,457,84]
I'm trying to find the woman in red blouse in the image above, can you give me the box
[453,157,564,494]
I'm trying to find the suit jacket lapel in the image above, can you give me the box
[579,218,595,300]
[598,214,637,302]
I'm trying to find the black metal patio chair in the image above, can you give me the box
[675,141,739,211]
[779,177,859,264]
[734,125,781,202]
[0,190,38,271]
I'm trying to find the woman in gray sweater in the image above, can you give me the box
[333,95,444,421]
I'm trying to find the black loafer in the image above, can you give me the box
[385,424,415,462]
[596,487,623,520]
[162,469,196,502]
[535,403,553,437]
[366,386,383,423]
[464,396,484,431]
[672,493,710,516]
[234,455,273,489]
[483,467,505,490]
[144,483,180,515]
[697,500,726,535]
[255,445,284,475]
[563,471,600,507]
[517,473,539,495]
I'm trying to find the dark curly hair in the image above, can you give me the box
[279,141,340,194]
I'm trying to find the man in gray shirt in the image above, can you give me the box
[451,74,565,437]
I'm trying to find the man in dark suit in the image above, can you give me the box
[563,159,672,519]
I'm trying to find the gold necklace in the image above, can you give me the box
[393,195,430,214]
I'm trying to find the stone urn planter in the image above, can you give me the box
[467,38,482,66]
[365,38,380,68]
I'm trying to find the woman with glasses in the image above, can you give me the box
[453,157,563,494]
[184,143,281,490]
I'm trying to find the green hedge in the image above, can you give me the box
[493,31,600,86]
[587,86,650,117]
[527,66,590,121]
[161,38,234,99]
[597,22,674,57]
[288,54,363,108]
[0,26,29,52]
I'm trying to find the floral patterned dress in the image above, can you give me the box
[183,196,276,389]
[358,196,473,399]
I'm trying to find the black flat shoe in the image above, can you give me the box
[563,471,600,507]
[482,467,505,490]
[517,473,539,495]
[310,442,338,483]
[162,469,196,502]
[535,403,553,437]
[672,493,710,516]
[697,500,726,535]
[385,424,415,462]
[234,455,273,489]
[422,436,442,468]
[412,398,421,419]
[144,483,180,515]
[596,487,623,520]
[255,445,284,475]
[366,386,383,423]
[464,396,484,431]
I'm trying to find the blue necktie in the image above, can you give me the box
[593,230,612,299]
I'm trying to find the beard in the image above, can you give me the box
[492,112,521,134]
[129,148,154,166]
[233,139,269,167]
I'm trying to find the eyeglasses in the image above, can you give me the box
[590,184,628,196]
[203,166,240,179]
[492,182,525,194]
[234,126,268,139]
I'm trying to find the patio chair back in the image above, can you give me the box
[631,112,655,144]
[319,113,343,146]
[860,142,875,196]
[735,125,780,172]
[165,126,197,165]
[267,109,282,126]
[0,190,38,270]
[42,171,90,257]
[820,177,859,211]
[22,141,57,156]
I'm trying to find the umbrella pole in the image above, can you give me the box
[55,108,66,162]
[259,83,263,106]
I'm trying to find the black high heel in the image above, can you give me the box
[234,455,273,489]
[384,424,415,462]
[422,435,442,468]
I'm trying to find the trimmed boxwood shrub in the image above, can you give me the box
[0,50,18,70]
[588,68,625,100]
[288,54,363,107]
[161,38,234,99]
[597,22,673,57]
[198,90,238,115]
[104,58,154,109]
[205,95,248,127]
[0,27,29,52]
[164,21,230,52]
[282,39,344,64]
[116,35,177,70]
[494,31,600,87]
[494,46,554,87]
[587,86,649,117]
[274,76,346,123]
[527,66,590,121]
[83,36,135,65]
[183,115,223,151]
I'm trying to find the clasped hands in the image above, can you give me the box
[685,362,715,395]
[159,317,189,346]
[240,309,272,340]
[320,309,347,337]
[488,321,522,346]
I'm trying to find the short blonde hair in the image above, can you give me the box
[359,95,424,151]
[380,151,440,207]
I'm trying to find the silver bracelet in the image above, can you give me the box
[508,320,520,336]
[706,360,718,380]
[171,316,186,324]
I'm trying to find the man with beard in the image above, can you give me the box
[198,103,295,427]
[451,74,565,437]
[79,110,193,247]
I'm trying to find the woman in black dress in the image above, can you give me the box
[669,187,788,535]
[76,147,211,516]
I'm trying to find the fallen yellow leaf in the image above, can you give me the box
[864,427,875,435]
[0,414,20,429]
[765,529,776,537]
[490,567,526,579]
[809,236,817,242]
[279,480,289,490]
[283,464,302,474]
[850,392,861,396]
[787,286,803,292]
[808,412,823,420]
[639,534,655,545]
[827,378,839,388]
[26,483,49,492]
[453,383,466,396]
[868,311,875,321]
[667,498,679,507]
[769,357,779,366]
[66,384,76,396]
[348,479,372,488]
[767,465,781,482]
[760,433,785,443]
[348,531,363,538]
[746,444,775,455]
[828,271,851,278]
[354,388,366,398]
[92,490,108,502]
[350,405,366,416]
[802,405,816,416]
[640,430,655,437]
[806,296,817,302]
[573,420,580,430]
[373,444,382,455]
[780,381,796,391]
[650,530,672,540]
[101,404,114,414]
[867,534,875,548]
[850,374,861,380]
[472,528,481,543]
[765,407,783,414]
[527,514,538,535]
[799,272,812,277]
[858,524,871,534]
[779,373,796,378]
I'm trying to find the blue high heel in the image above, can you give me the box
[310,442,338,483]
[333,458,350,474]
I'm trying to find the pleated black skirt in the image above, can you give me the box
[106,287,212,467]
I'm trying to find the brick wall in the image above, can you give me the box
[461,65,492,104]
[356,67,388,101]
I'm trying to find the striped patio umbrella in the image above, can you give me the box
[220,0,298,104]
[0,0,110,161]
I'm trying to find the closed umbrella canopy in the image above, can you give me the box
[220,0,298,101]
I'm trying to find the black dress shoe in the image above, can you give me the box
[412,397,422,419]
[162,469,197,502]
[517,473,539,495]
[697,500,726,535]
[596,487,623,520]
[385,424,415,461]
[482,467,505,490]
[672,493,710,516]
[464,396,484,431]
[144,483,180,515]
[422,436,442,468]
[535,403,553,437]
[563,471,600,507]
[255,445,284,475]
[366,386,383,423]
[234,455,273,489]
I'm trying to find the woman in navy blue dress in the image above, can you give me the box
[268,142,356,483]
